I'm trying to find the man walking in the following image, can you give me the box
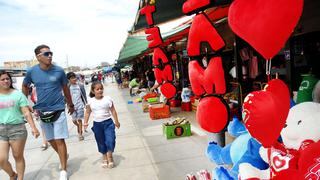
[22,44,74,180]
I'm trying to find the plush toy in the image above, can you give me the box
[207,117,269,179]
[239,102,320,179]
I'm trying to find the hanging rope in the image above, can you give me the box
[265,58,272,82]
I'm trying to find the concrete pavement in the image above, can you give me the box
[0,81,215,180]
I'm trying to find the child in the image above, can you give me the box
[0,71,40,180]
[84,81,120,168]
[67,72,87,141]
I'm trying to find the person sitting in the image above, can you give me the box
[129,78,140,96]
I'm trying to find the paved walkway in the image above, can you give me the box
[0,81,215,180]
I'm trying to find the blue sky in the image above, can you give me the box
[0,0,139,68]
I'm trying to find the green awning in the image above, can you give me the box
[117,23,190,64]
[117,36,149,64]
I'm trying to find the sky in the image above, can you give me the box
[0,0,140,68]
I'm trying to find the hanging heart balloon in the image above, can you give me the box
[228,0,304,59]
[242,79,290,147]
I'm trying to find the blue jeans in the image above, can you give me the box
[91,119,116,154]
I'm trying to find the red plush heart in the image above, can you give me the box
[160,83,176,99]
[243,79,290,147]
[196,96,228,133]
[228,0,303,59]
[298,141,320,179]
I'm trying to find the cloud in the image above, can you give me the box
[0,0,139,67]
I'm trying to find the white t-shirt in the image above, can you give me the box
[88,96,113,122]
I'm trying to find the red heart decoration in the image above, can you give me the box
[273,156,287,169]
[160,82,176,99]
[298,141,320,179]
[243,79,290,147]
[196,96,228,133]
[228,0,303,59]
[264,79,290,126]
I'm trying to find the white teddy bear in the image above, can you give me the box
[239,102,320,179]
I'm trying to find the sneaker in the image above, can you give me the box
[59,170,68,180]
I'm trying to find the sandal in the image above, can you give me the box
[101,160,108,168]
[10,172,18,180]
[41,144,48,151]
[108,161,114,169]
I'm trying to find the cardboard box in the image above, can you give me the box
[163,123,191,139]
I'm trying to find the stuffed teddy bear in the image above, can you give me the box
[207,117,268,179]
[239,102,320,179]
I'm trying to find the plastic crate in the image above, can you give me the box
[143,92,158,101]
[149,104,170,120]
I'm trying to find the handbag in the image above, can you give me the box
[38,110,64,123]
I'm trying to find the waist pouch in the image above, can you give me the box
[39,110,64,123]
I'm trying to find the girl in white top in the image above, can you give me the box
[84,81,120,168]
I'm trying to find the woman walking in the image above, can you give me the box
[0,71,40,180]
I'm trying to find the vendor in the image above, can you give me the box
[129,78,140,96]
[150,81,167,104]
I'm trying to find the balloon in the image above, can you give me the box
[242,79,290,147]
[197,96,229,133]
[228,0,303,59]
[264,79,290,126]
[160,82,176,99]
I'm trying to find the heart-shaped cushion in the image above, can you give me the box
[197,96,229,133]
[160,82,176,99]
[228,0,303,59]
[243,79,290,147]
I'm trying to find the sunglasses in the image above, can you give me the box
[38,51,53,57]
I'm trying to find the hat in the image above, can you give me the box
[67,72,76,79]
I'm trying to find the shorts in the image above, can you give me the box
[91,119,116,154]
[116,79,122,84]
[0,123,27,141]
[71,108,84,120]
[40,111,69,141]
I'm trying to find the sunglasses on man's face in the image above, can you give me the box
[38,51,53,57]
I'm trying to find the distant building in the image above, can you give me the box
[101,62,110,67]
[66,66,81,72]
[4,59,38,69]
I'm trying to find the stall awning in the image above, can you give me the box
[117,6,230,64]
[117,23,190,64]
